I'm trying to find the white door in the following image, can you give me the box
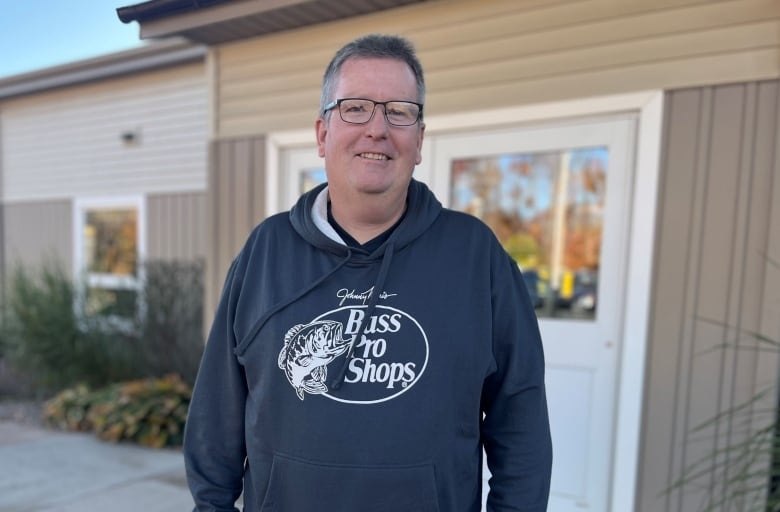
[280,147,327,210]
[278,114,637,511]
[431,115,636,512]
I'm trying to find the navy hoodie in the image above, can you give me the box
[184,179,552,511]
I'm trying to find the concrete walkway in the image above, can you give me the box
[0,421,194,512]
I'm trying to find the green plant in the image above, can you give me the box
[669,258,780,511]
[0,258,205,395]
[0,260,137,391]
[135,259,205,386]
[88,374,191,448]
[42,384,116,432]
[42,374,192,448]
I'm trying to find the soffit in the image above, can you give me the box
[118,0,430,44]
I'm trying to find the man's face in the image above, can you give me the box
[316,57,424,200]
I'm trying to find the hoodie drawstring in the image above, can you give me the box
[234,249,354,357]
[330,242,395,390]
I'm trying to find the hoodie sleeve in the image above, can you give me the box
[481,250,553,512]
[184,259,247,512]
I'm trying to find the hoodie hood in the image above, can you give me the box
[289,178,442,260]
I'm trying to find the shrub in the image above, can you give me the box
[0,260,137,391]
[42,384,112,432]
[89,374,191,448]
[135,260,204,386]
[43,374,191,448]
[0,258,205,395]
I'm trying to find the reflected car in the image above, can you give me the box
[571,269,598,313]
[520,269,545,309]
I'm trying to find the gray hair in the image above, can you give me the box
[320,34,425,118]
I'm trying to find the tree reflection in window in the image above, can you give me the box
[450,148,608,320]
[82,207,139,318]
[84,209,137,277]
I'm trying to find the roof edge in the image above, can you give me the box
[0,39,206,100]
[120,0,310,40]
[117,0,233,24]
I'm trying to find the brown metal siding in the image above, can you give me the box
[637,80,780,511]
[206,137,266,317]
[2,200,72,277]
[2,193,207,283]
[147,191,208,262]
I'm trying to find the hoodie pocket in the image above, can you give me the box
[259,454,440,512]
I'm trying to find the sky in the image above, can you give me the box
[0,0,145,79]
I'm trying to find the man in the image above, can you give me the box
[184,34,552,512]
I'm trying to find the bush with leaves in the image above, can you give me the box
[0,258,205,395]
[0,260,137,392]
[42,384,115,432]
[135,259,204,386]
[43,374,191,448]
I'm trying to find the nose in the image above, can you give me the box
[365,104,390,137]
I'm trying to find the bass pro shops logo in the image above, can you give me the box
[277,306,428,404]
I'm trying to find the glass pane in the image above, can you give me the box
[450,147,607,320]
[85,286,138,318]
[299,168,327,194]
[83,208,138,276]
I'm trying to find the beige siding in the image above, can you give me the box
[1,64,208,202]
[147,191,208,262]
[205,137,266,316]
[637,80,780,511]
[213,0,780,137]
[2,200,72,277]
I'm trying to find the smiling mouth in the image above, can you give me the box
[359,152,390,161]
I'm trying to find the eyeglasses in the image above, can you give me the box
[323,98,423,127]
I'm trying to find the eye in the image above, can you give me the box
[342,101,369,113]
[386,107,406,116]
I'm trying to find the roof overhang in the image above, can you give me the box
[0,38,205,100]
[117,0,430,45]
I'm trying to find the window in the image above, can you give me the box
[299,167,327,194]
[74,196,145,318]
[450,148,607,320]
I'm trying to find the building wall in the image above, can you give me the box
[637,80,780,511]
[210,0,780,137]
[147,191,208,262]
[203,0,780,296]
[3,200,73,275]
[1,191,208,278]
[205,137,266,317]
[1,63,207,203]
[187,2,780,507]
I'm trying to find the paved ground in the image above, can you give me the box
[0,421,195,512]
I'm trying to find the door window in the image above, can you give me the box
[449,147,607,320]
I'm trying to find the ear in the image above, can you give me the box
[316,117,327,158]
[415,123,426,165]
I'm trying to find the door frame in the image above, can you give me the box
[265,90,664,511]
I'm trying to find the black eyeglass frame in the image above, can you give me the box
[322,98,424,126]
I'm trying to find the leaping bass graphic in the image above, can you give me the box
[277,320,351,400]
